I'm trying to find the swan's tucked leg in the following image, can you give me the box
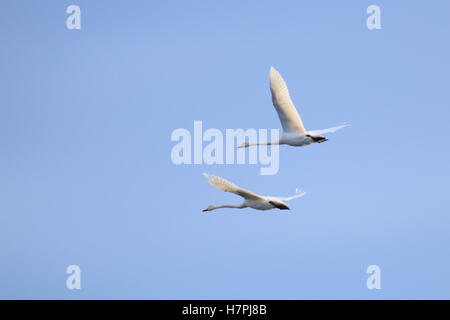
[238,141,280,148]
[202,204,246,212]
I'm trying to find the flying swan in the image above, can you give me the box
[239,67,350,148]
[202,173,306,212]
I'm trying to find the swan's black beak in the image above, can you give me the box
[307,135,328,143]
[202,208,208,212]
[269,201,290,210]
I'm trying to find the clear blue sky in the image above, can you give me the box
[1,0,449,299]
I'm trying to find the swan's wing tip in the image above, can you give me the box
[270,66,278,76]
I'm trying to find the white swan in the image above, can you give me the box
[239,66,350,148]
[202,173,306,212]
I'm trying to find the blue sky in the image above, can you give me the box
[1,0,449,299]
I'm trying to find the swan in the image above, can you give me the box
[239,66,350,148]
[202,173,306,212]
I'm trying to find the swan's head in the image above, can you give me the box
[269,200,290,210]
[307,134,328,143]
[277,203,290,210]
[202,205,215,212]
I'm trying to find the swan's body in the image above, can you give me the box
[202,173,306,212]
[239,67,350,148]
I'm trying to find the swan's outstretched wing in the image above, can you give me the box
[203,173,264,201]
[276,189,307,201]
[270,67,306,134]
[308,123,350,136]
